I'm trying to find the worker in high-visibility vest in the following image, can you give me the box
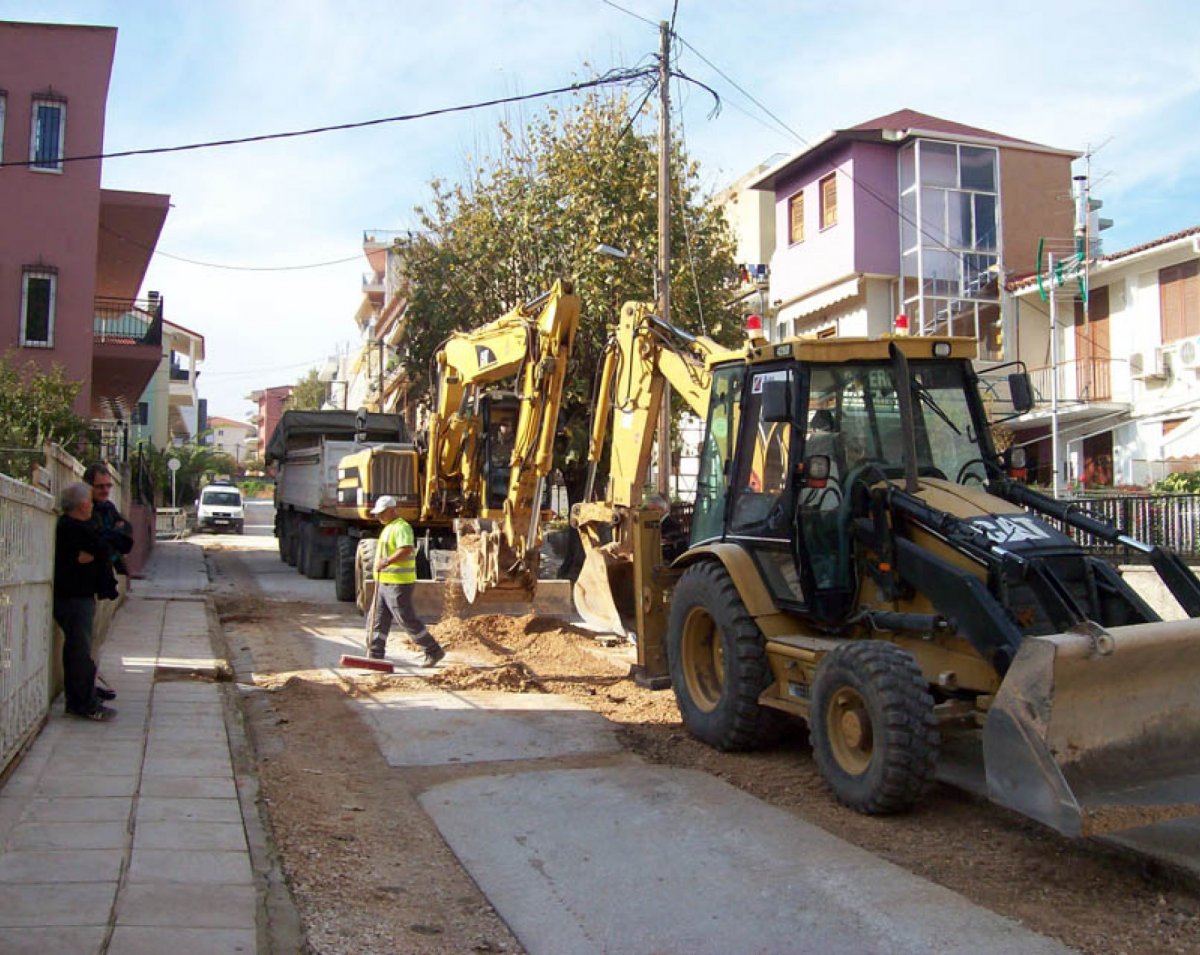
[366,496,446,667]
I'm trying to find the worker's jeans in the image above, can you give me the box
[53,597,98,714]
[369,583,438,658]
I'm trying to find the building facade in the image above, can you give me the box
[1011,226,1200,488]
[0,20,169,429]
[747,109,1078,357]
[246,384,293,455]
[207,416,256,468]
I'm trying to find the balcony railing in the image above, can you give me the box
[1028,357,1116,404]
[1038,492,1200,560]
[94,297,162,347]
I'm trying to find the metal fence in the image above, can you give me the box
[0,474,56,772]
[1037,492,1200,561]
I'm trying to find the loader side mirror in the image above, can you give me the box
[1008,373,1034,414]
[355,407,369,443]
[762,379,792,423]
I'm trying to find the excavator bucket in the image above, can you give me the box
[453,533,537,614]
[572,547,635,637]
[983,618,1200,837]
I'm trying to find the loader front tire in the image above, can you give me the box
[667,561,776,751]
[810,640,939,815]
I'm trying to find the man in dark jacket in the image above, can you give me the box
[84,463,133,600]
[54,481,117,721]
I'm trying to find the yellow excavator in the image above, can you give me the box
[573,301,1200,838]
[420,278,581,603]
[343,280,580,612]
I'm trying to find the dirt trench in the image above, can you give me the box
[206,544,1200,955]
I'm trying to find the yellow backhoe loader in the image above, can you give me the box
[573,303,1200,838]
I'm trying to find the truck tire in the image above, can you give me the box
[666,561,778,751]
[301,523,323,579]
[809,640,939,815]
[334,535,357,602]
[284,519,299,566]
[278,523,289,562]
[355,539,378,615]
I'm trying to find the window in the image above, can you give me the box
[136,402,149,426]
[30,97,66,172]
[1161,260,1200,342]
[20,269,56,347]
[788,191,805,244]
[819,174,838,230]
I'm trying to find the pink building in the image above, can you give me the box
[0,20,169,420]
[247,385,294,458]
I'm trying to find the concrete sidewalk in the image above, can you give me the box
[0,542,269,955]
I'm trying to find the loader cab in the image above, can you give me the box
[692,350,999,622]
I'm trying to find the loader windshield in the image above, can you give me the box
[805,360,988,486]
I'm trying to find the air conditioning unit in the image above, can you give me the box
[1131,349,1169,380]
[1179,336,1200,369]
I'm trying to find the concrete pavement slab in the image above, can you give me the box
[26,774,138,798]
[0,848,124,883]
[0,881,116,926]
[421,764,1073,955]
[358,689,622,767]
[127,848,254,885]
[106,925,256,954]
[9,795,132,823]
[141,755,233,777]
[133,821,248,852]
[0,925,108,954]
[115,883,257,929]
[135,796,243,824]
[138,776,238,799]
[7,820,129,850]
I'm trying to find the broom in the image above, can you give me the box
[338,573,395,673]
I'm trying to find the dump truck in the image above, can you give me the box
[267,409,452,601]
[573,301,1200,838]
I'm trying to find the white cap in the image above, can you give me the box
[370,495,399,515]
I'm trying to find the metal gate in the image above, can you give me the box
[0,474,55,773]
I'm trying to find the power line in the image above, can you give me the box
[101,224,364,271]
[598,0,659,29]
[0,68,657,169]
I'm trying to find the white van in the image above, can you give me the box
[196,483,245,534]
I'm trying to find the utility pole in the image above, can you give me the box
[656,19,672,497]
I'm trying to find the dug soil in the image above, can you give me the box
[208,547,1200,955]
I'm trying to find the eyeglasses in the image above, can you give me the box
[92,482,113,489]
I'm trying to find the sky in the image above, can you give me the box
[6,0,1200,421]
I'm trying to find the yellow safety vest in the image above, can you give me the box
[377,517,417,584]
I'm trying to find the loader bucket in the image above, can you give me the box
[572,547,634,637]
[983,619,1200,837]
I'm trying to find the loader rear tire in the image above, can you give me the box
[666,561,777,751]
[334,535,357,602]
[810,640,939,815]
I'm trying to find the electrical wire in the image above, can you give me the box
[100,224,363,272]
[0,68,658,169]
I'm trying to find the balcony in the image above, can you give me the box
[94,297,162,347]
[1028,357,1118,404]
[91,297,165,420]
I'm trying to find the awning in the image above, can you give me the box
[779,276,861,322]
